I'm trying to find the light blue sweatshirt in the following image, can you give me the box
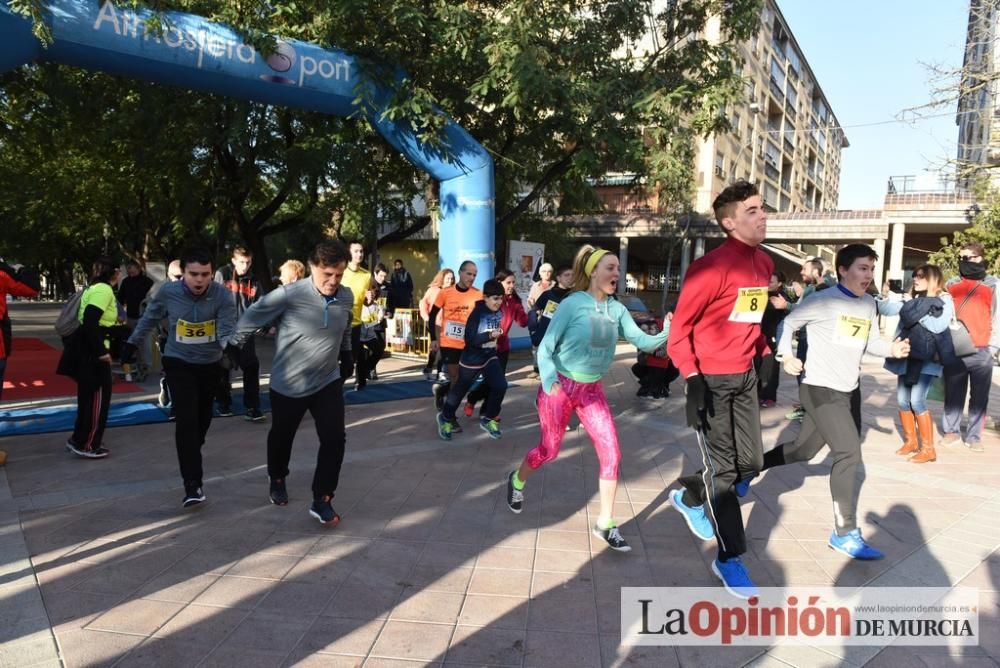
[538,291,668,393]
[228,279,353,398]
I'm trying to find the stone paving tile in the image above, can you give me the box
[3,349,1000,666]
[53,628,144,667]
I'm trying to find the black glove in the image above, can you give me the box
[220,344,241,370]
[119,341,138,365]
[684,374,708,431]
[339,350,354,381]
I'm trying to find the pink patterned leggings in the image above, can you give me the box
[524,374,621,480]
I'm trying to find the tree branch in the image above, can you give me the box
[497,147,579,229]
[377,215,433,246]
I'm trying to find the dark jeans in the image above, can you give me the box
[466,351,509,414]
[680,369,763,561]
[71,360,112,449]
[942,346,993,443]
[217,335,260,410]
[350,325,368,388]
[364,332,386,377]
[164,356,218,486]
[443,358,508,421]
[268,380,347,497]
[755,353,780,402]
[763,383,864,533]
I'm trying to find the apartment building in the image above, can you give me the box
[692,0,848,213]
[956,0,1000,186]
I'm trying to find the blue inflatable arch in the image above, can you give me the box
[0,0,495,282]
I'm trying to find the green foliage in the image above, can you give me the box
[1,0,761,278]
[929,180,1000,278]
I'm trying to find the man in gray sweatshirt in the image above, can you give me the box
[227,241,354,526]
[124,247,238,508]
[741,244,909,560]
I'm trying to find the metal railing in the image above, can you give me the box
[886,174,959,194]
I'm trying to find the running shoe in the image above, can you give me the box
[593,524,631,552]
[712,557,758,599]
[828,528,884,560]
[464,402,475,418]
[423,369,435,382]
[369,369,378,381]
[245,408,266,422]
[759,399,776,408]
[505,471,523,514]
[182,484,206,508]
[480,417,502,439]
[965,439,985,453]
[938,433,963,449]
[269,477,288,506]
[785,407,805,421]
[734,473,758,498]
[217,404,234,417]
[309,495,341,526]
[436,412,453,441]
[435,372,449,384]
[157,378,170,407]
[449,418,463,433]
[65,440,110,459]
[669,489,714,541]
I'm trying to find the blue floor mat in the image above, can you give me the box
[0,400,169,437]
[0,379,434,437]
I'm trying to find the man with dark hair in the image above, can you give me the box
[742,244,909,560]
[342,241,371,390]
[769,257,827,420]
[124,247,237,507]
[227,241,354,525]
[941,241,1000,452]
[117,260,155,376]
[389,258,414,309]
[215,246,265,421]
[667,180,772,599]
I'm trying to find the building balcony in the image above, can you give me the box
[886,174,959,195]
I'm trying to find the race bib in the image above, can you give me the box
[542,300,559,319]
[728,287,767,323]
[175,318,216,344]
[834,314,871,349]
[444,320,465,340]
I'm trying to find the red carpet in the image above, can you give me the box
[2,338,144,401]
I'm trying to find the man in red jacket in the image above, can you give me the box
[666,181,772,599]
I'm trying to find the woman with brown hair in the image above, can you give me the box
[419,268,455,380]
[880,264,956,464]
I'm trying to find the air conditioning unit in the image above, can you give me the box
[714,166,726,178]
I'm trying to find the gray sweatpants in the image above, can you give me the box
[762,383,863,533]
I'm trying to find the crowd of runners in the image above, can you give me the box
[30,180,998,599]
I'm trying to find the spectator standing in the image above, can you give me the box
[215,246,265,421]
[389,258,414,308]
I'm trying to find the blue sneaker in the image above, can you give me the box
[669,489,714,541]
[828,528,884,560]
[734,473,758,498]
[479,417,502,439]
[436,412,453,441]
[712,557,758,599]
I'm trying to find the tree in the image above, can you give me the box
[3,0,761,277]
[929,181,1000,277]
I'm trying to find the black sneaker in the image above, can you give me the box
[245,408,266,422]
[182,484,206,508]
[269,477,288,506]
[217,404,234,417]
[309,495,341,527]
[449,418,463,434]
[66,440,110,459]
[506,471,523,514]
[593,524,631,552]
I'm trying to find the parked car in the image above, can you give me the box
[616,294,658,327]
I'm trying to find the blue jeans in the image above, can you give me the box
[897,373,934,415]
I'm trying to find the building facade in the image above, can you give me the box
[956,0,1000,187]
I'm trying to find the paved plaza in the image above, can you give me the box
[1,306,999,667]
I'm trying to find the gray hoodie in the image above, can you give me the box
[128,280,236,365]
[228,278,353,398]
